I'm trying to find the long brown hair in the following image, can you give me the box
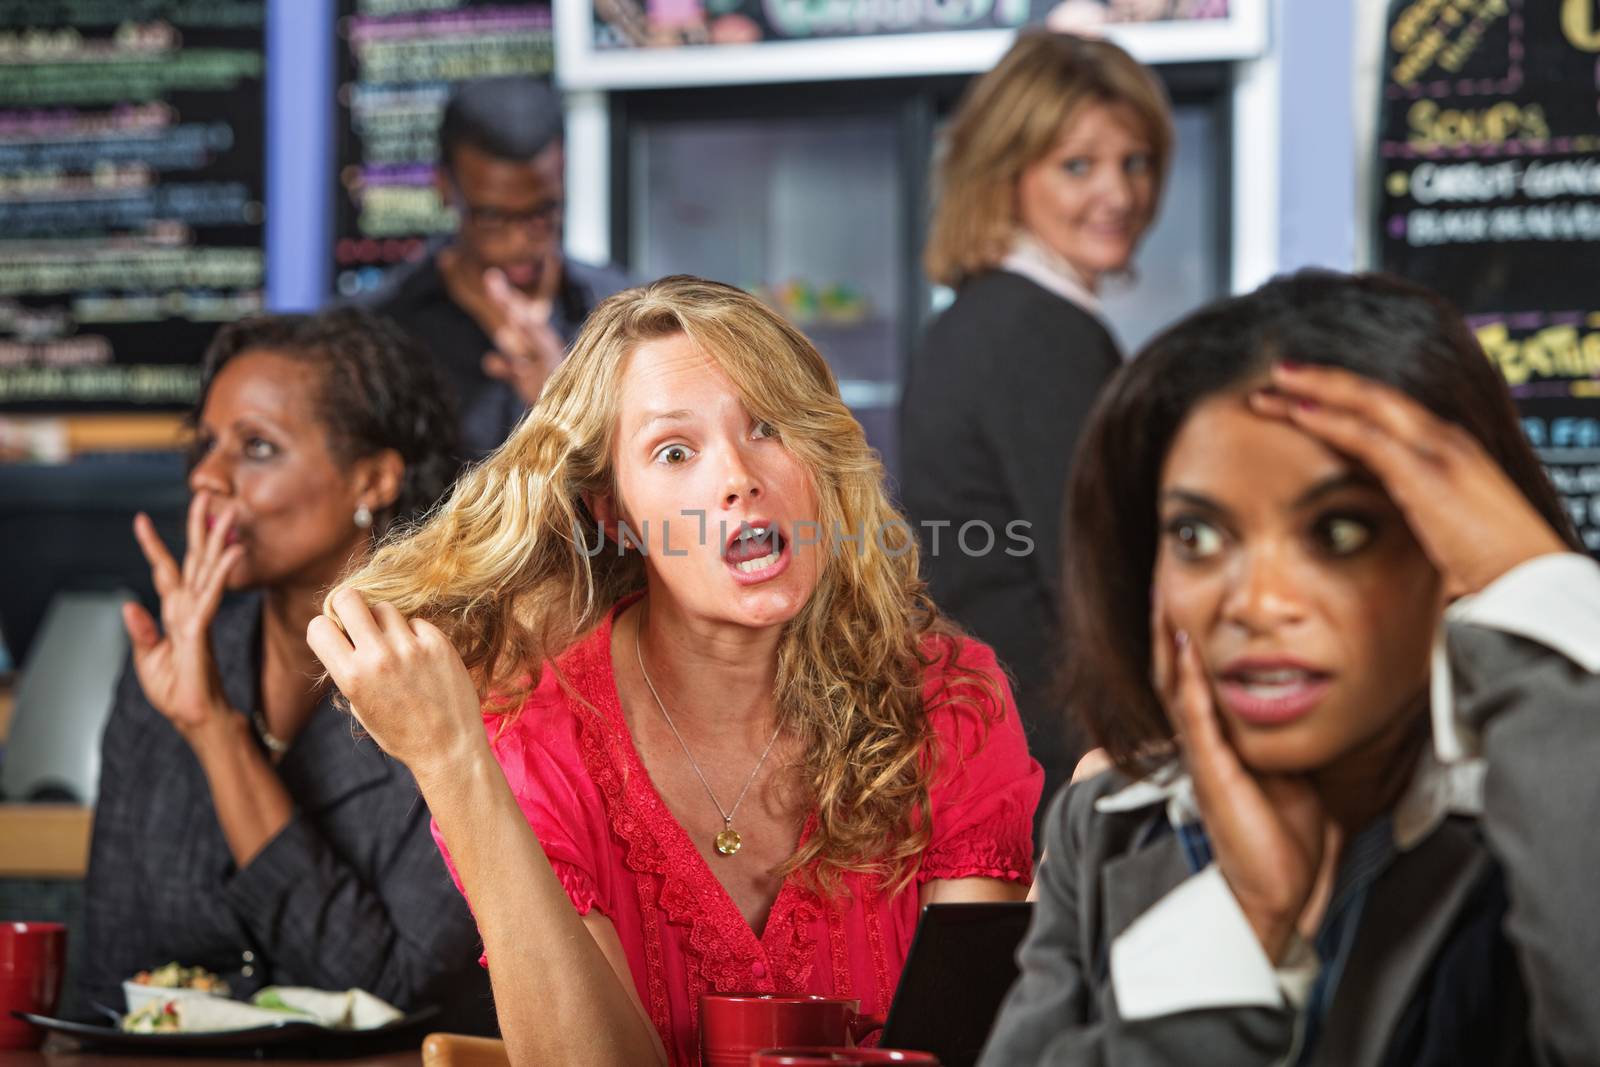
[1061,270,1581,777]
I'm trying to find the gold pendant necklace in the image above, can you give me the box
[634,613,782,857]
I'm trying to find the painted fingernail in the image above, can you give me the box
[1297,398,1318,412]
[1277,359,1302,372]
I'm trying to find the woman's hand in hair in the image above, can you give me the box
[306,588,488,782]
[1255,363,1568,597]
[123,493,245,741]
[1153,609,1333,964]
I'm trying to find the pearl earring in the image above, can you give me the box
[353,503,373,529]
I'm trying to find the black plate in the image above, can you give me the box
[13,1005,439,1056]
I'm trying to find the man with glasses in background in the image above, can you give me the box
[369,76,630,455]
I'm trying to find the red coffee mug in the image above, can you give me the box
[0,921,67,1050]
[700,994,884,1067]
[752,1049,941,1066]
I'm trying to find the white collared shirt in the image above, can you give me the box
[998,231,1103,318]
[1099,552,1600,1024]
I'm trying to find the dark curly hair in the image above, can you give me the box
[194,308,461,535]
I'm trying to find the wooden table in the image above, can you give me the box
[0,676,94,879]
[0,806,93,879]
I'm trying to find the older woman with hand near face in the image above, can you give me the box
[899,31,1173,818]
[307,276,1044,1067]
[982,272,1600,1066]
[75,310,495,1034]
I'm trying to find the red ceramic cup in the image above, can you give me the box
[751,1050,941,1066]
[700,994,884,1067]
[0,921,67,1050]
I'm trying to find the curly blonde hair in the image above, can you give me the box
[328,274,998,894]
[925,30,1174,288]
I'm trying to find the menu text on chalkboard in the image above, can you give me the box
[334,0,554,300]
[0,0,266,412]
[1376,0,1600,553]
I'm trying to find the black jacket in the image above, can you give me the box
[76,593,496,1034]
[899,270,1122,818]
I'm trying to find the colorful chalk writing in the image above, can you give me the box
[333,0,554,299]
[0,0,265,411]
[1377,0,1600,553]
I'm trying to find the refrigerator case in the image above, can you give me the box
[615,70,1230,483]
[625,101,912,478]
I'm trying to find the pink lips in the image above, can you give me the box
[1214,656,1333,728]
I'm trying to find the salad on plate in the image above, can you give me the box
[118,962,403,1034]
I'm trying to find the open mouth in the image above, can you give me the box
[1221,666,1329,696]
[723,521,787,577]
[1215,664,1334,726]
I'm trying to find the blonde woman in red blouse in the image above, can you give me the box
[309,275,1043,1066]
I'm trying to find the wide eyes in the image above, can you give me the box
[243,437,277,461]
[1315,516,1375,557]
[1163,513,1379,562]
[652,421,776,466]
[1166,518,1224,561]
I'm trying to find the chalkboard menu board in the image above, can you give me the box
[0,0,266,412]
[1376,0,1600,553]
[333,0,554,300]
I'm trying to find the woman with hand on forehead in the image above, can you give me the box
[308,275,1043,1067]
[982,271,1600,1065]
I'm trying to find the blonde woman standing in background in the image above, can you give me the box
[900,31,1173,820]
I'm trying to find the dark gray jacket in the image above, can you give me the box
[76,593,496,1034]
[982,609,1600,1065]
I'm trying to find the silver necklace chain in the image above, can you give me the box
[252,709,289,755]
[633,613,783,855]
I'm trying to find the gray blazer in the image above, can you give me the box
[980,622,1600,1066]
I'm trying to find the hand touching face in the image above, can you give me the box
[188,351,388,594]
[1154,388,1444,775]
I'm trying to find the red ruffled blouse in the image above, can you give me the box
[434,598,1042,1066]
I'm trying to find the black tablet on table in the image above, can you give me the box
[879,901,1033,1067]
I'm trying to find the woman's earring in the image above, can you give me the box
[353,503,373,530]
